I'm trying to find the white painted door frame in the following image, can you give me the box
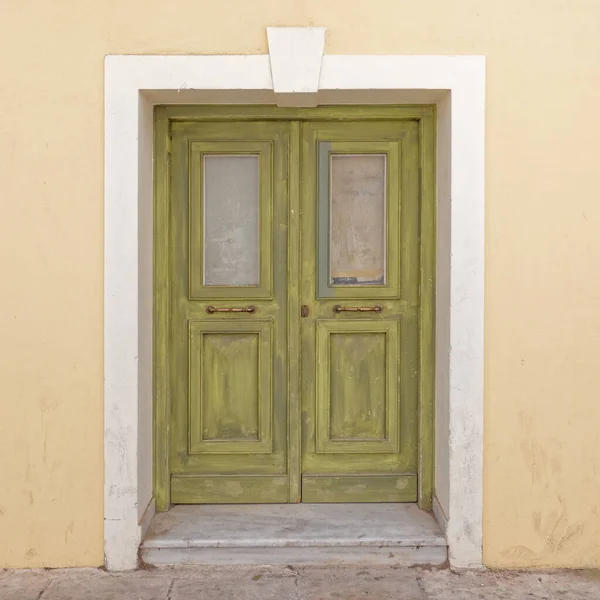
[104,27,485,571]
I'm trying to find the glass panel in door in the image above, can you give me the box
[203,155,260,286]
[330,154,386,286]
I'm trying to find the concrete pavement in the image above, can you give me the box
[1,565,600,599]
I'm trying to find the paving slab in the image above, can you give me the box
[2,565,600,599]
[0,570,50,600]
[42,572,173,600]
[417,568,600,600]
[296,566,423,599]
[170,569,298,600]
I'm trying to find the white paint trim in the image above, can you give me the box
[104,30,485,571]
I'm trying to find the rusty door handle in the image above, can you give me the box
[206,306,256,314]
[332,305,383,313]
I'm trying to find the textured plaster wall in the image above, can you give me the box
[1,0,600,569]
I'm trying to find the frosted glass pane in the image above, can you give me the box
[330,154,386,285]
[203,155,259,286]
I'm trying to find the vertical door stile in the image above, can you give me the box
[288,120,302,502]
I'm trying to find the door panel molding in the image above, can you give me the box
[188,319,273,455]
[315,319,400,454]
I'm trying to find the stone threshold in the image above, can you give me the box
[141,503,447,566]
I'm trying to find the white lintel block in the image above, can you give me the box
[267,27,326,107]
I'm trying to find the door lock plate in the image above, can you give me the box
[301,305,309,317]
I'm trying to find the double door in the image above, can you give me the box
[164,113,425,504]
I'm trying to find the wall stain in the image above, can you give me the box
[533,511,542,533]
[501,545,539,561]
[64,521,74,542]
[518,410,586,560]
[39,397,58,412]
[544,510,584,552]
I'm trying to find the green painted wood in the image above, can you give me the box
[300,120,420,501]
[418,111,436,510]
[317,140,331,299]
[329,333,386,440]
[315,319,399,454]
[159,105,434,122]
[188,320,273,455]
[153,107,171,511]
[167,121,290,503]
[198,332,260,442]
[287,121,302,502]
[301,475,417,503]
[171,476,289,504]
[153,105,435,508]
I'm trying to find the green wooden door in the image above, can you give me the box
[168,121,291,503]
[162,109,429,505]
[300,121,421,502]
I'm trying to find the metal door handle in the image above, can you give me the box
[206,306,256,314]
[332,305,383,313]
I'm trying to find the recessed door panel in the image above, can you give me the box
[329,332,386,439]
[188,320,272,455]
[315,320,399,454]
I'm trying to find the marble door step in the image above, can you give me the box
[141,503,447,566]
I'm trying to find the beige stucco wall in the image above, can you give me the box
[1,0,599,569]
